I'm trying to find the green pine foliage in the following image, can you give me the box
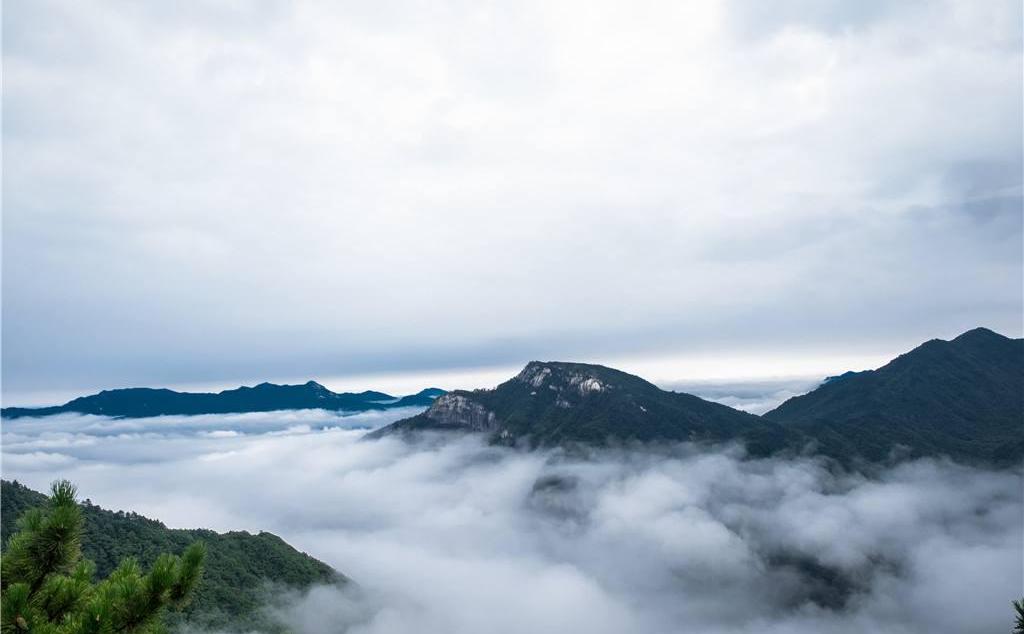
[1,480,205,634]
[1013,598,1024,634]
[2,481,345,631]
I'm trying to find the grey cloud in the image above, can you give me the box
[3,0,1022,396]
[668,377,820,414]
[724,0,921,37]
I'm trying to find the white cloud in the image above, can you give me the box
[3,411,1020,633]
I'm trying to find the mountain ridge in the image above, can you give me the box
[370,360,799,456]
[1,382,446,419]
[372,328,1023,465]
[764,326,1023,463]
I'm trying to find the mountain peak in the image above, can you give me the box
[765,326,1023,464]
[414,387,446,397]
[514,361,611,394]
[952,326,1010,345]
[372,360,789,453]
[512,361,658,396]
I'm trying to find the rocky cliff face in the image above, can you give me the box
[422,393,497,431]
[515,362,609,396]
[368,360,789,453]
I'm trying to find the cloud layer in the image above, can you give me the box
[3,0,1022,396]
[3,410,1020,633]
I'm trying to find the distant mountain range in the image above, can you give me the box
[1,382,446,419]
[4,328,1020,464]
[0,480,346,632]
[373,328,1023,465]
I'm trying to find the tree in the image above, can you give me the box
[1014,598,1024,634]
[1,480,205,634]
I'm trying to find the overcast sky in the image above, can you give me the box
[3,0,1022,402]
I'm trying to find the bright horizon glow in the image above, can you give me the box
[2,345,899,408]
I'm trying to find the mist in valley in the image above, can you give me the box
[3,408,1020,634]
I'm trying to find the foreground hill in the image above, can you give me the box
[1,382,444,419]
[1,480,346,631]
[370,361,797,455]
[764,327,1024,464]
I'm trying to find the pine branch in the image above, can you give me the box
[0,481,205,634]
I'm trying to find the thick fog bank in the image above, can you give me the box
[3,410,1020,633]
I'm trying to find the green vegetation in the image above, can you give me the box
[765,327,1024,465]
[374,361,798,456]
[1,480,205,634]
[1014,598,1024,634]
[376,328,1023,466]
[2,481,346,632]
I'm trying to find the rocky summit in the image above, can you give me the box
[371,328,1024,466]
[369,360,797,455]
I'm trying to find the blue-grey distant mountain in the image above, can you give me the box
[369,361,798,456]
[764,327,1023,464]
[1,383,446,419]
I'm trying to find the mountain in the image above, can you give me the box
[369,361,796,455]
[1,480,346,631]
[1,381,445,419]
[392,387,448,407]
[371,329,1023,465]
[764,327,1024,464]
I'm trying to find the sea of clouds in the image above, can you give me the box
[670,377,823,415]
[2,408,1021,634]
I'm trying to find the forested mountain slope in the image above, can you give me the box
[765,327,1024,463]
[371,361,797,455]
[1,480,346,631]
[373,329,1023,465]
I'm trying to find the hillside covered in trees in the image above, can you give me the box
[1,480,346,631]
[374,328,1023,466]
[2,480,205,634]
